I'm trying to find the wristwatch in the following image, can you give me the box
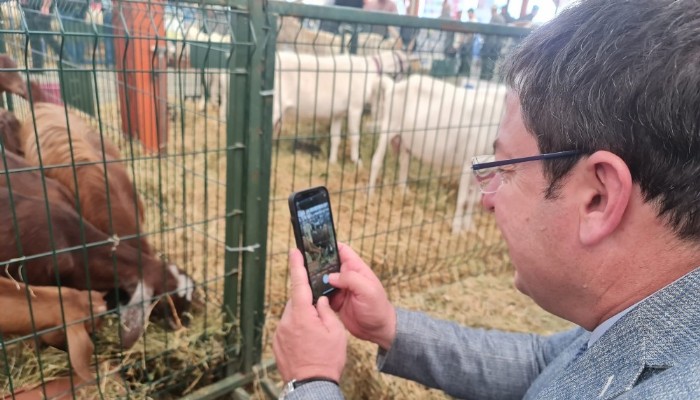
[278,377,338,399]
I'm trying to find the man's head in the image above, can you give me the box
[487,0,700,328]
[504,0,700,241]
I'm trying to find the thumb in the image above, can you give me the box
[316,296,342,330]
[329,270,367,293]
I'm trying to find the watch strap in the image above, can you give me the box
[292,377,339,389]
[279,377,339,399]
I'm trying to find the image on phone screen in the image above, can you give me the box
[294,191,340,300]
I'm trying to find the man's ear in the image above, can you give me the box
[576,151,632,246]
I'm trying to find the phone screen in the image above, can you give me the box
[292,189,340,300]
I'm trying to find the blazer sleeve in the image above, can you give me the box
[377,308,583,400]
[284,381,345,400]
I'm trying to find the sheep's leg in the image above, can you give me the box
[197,73,209,112]
[347,109,363,167]
[329,116,342,164]
[368,132,389,196]
[397,145,411,195]
[218,73,228,120]
[452,163,475,234]
[210,73,220,108]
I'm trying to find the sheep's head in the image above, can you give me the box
[117,261,196,348]
[119,281,154,349]
[150,263,196,330]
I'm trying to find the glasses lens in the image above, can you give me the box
[472,155,499,193]
[473,154,495,165]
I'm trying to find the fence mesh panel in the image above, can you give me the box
[0,0,528,398]
[265,4,524,318]
[0,1,261,397]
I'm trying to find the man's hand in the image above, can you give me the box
[273,249,347,383]
[328,243,396,350]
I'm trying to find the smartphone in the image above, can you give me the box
[288,186,341,303]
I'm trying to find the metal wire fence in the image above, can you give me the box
[0,0,528,398]
[0,0,274,397]
[264,1,528,314]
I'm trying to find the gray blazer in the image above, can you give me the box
[285,267,700,399]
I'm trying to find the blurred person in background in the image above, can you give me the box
[364,0,398,13]
[500,5,515,23]
[318,0,363,35]
[20,0,62,70]
[456,8,477,85]
[100,0,114,67]
[364,0,398,38]
[519,5,539,22]
[480,4,505,80]
[57,0,89,65]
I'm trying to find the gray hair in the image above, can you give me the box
[504,0,700,240]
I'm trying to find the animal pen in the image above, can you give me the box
[0,0,532,398]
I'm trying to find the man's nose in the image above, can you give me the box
[480,190,495,212]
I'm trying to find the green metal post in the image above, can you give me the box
[239,0,274,373]
[223,7,249,376]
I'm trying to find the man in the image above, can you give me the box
[363,0,398,38]
[273,0,700,399]
[318,0,363,35]
[364,0,398,13]
[57,0,90,64]
[100,0,115,66]
[500,5,515,23]
[455,8,478,82]
[20,0,62,70]
[480,5,505,80]
[465,7,476,22]
[519,5,539,22]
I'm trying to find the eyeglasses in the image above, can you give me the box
[471,150,581,194]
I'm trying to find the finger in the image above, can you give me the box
[329,290,345,311]
[279,300,293,324]
[338,243,370,275]
[316,296,342,331]
[288,249,313,307]
[328,269,368,295]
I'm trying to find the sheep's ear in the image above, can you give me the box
[66,323,96,382]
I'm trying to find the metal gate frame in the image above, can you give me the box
[185,1,529,398]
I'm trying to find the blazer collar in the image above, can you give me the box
[529,267,700,400]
